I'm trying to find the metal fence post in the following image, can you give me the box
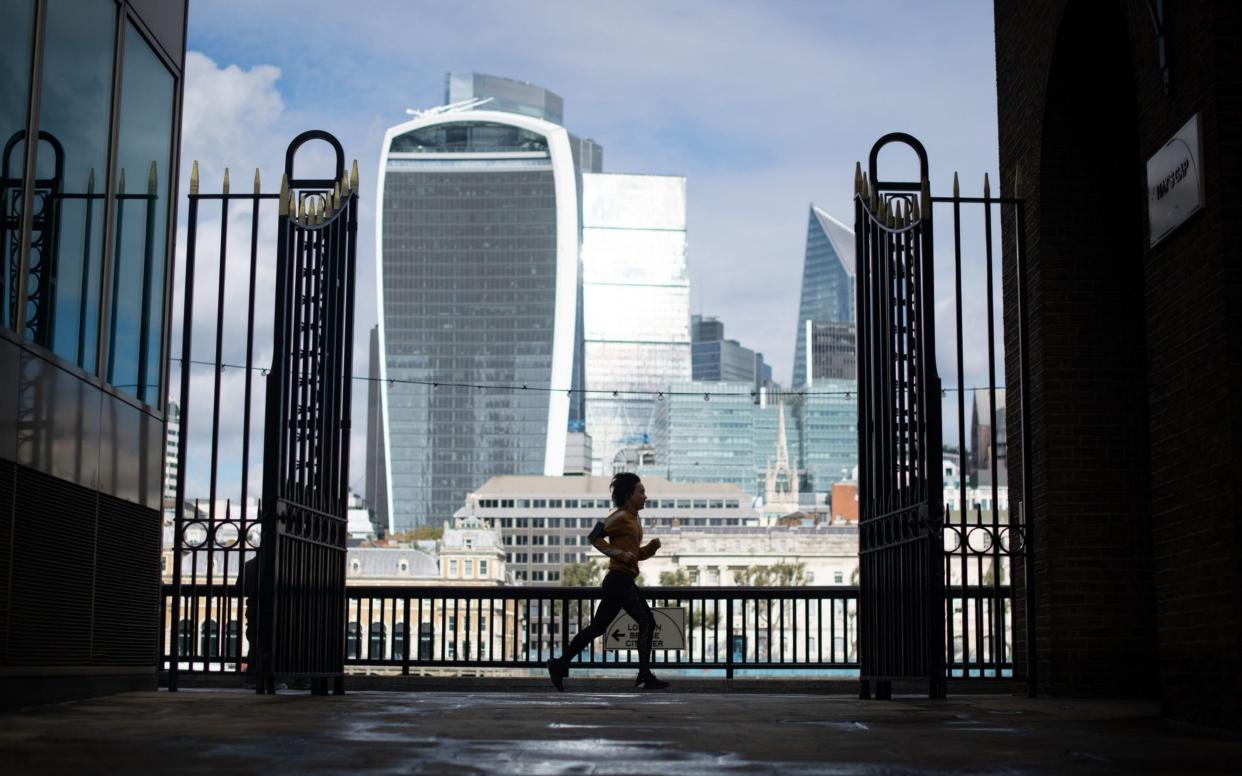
[726,598,734,680]
[402,595,411,676]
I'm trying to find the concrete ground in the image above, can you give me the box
[2,686,1239,774]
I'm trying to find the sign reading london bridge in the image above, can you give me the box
[605,607,686,651]
[1147,113,1204,247]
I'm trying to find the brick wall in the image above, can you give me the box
[996,0,1241,724]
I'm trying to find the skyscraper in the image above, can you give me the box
[445,72,601,430]
[376,100,583,531]
[581,173,690,474]
[792,205,855,388]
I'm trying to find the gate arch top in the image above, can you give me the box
[868,132,929,193]
[284,129,346,189]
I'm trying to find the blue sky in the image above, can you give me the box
[178,0,1002,497]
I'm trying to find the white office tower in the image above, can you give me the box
[163,402,180,501]
[581,173,691,475]
[376,105,581,531]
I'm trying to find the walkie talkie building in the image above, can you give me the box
[375,107,580,532]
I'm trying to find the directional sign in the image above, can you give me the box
[604,607,685,651]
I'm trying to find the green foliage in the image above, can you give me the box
[561,560,606,587]
[658,569,691,587]
[734,562,808,587]
[389,525,443,542]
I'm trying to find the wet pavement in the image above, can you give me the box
[2,688,1239,774]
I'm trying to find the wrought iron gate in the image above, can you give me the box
[855,134,945,699]
[855,133,1034,698]
[165,131,359,695]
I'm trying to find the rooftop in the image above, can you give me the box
[470,475,748,498]
[3,687,1238,774]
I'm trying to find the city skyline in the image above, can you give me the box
[176,1,1001,499]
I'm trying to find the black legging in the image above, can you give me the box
[563,570,655,673]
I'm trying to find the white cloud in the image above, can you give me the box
[173,51,373,502]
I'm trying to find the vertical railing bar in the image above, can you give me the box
[981,185,1005,676]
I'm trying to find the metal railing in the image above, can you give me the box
[159,581,1014,680]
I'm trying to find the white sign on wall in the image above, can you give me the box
[1147,113,1204,247]
[604,607,685,650]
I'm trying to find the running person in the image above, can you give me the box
[547,473,669,691]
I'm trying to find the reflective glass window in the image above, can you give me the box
[107,21,174,404]
[0,0,38,331]
[26,0,116,367]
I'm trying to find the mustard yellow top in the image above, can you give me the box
[599,510,654,578]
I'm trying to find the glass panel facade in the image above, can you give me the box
[649,382,759,495]
[390,122,548,154]
[795,378,858,492]
[107,21,174,404]
[381,123,564,530]
[0,0,36,331]
[581,173,690,474]
[26,0,116,367]
[650,381,857,498]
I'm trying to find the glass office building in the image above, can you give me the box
[794,378,858,493]
[446,72,564,126]
[791,205,855,388]
[376,109,580,531]
[691,314,774,388]
[649,382,792,499]
[1,0,187,704]
[581,173,690,474]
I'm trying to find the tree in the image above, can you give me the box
[734,562,807,587]
[389,525,443,542]
[658,569,690,587]
[561,560,605,587]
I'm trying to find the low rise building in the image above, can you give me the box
[457,475,759,582]
[640,524,859,588]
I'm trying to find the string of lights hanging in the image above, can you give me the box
[170,357,1005,401]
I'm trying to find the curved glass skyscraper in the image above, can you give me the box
[791,205,855,388]
[376,110,580,531]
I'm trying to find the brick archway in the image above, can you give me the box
[1029,0,1155,696]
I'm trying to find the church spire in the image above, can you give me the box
[775,397,790,470]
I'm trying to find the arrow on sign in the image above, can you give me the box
[611,630,625,640]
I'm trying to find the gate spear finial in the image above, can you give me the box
[861,172,870,204]
[254,168,261,196]
[855,162,862,196]
[952,171,959,199]
[912,193,921,222]
[222,167,230,195]
[350,160,359,192]
[279,175,289,216]
[190,160,199,195]
[983,172,991,200]
[148,161,157,195]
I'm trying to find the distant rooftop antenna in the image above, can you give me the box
[405,96,494,118]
